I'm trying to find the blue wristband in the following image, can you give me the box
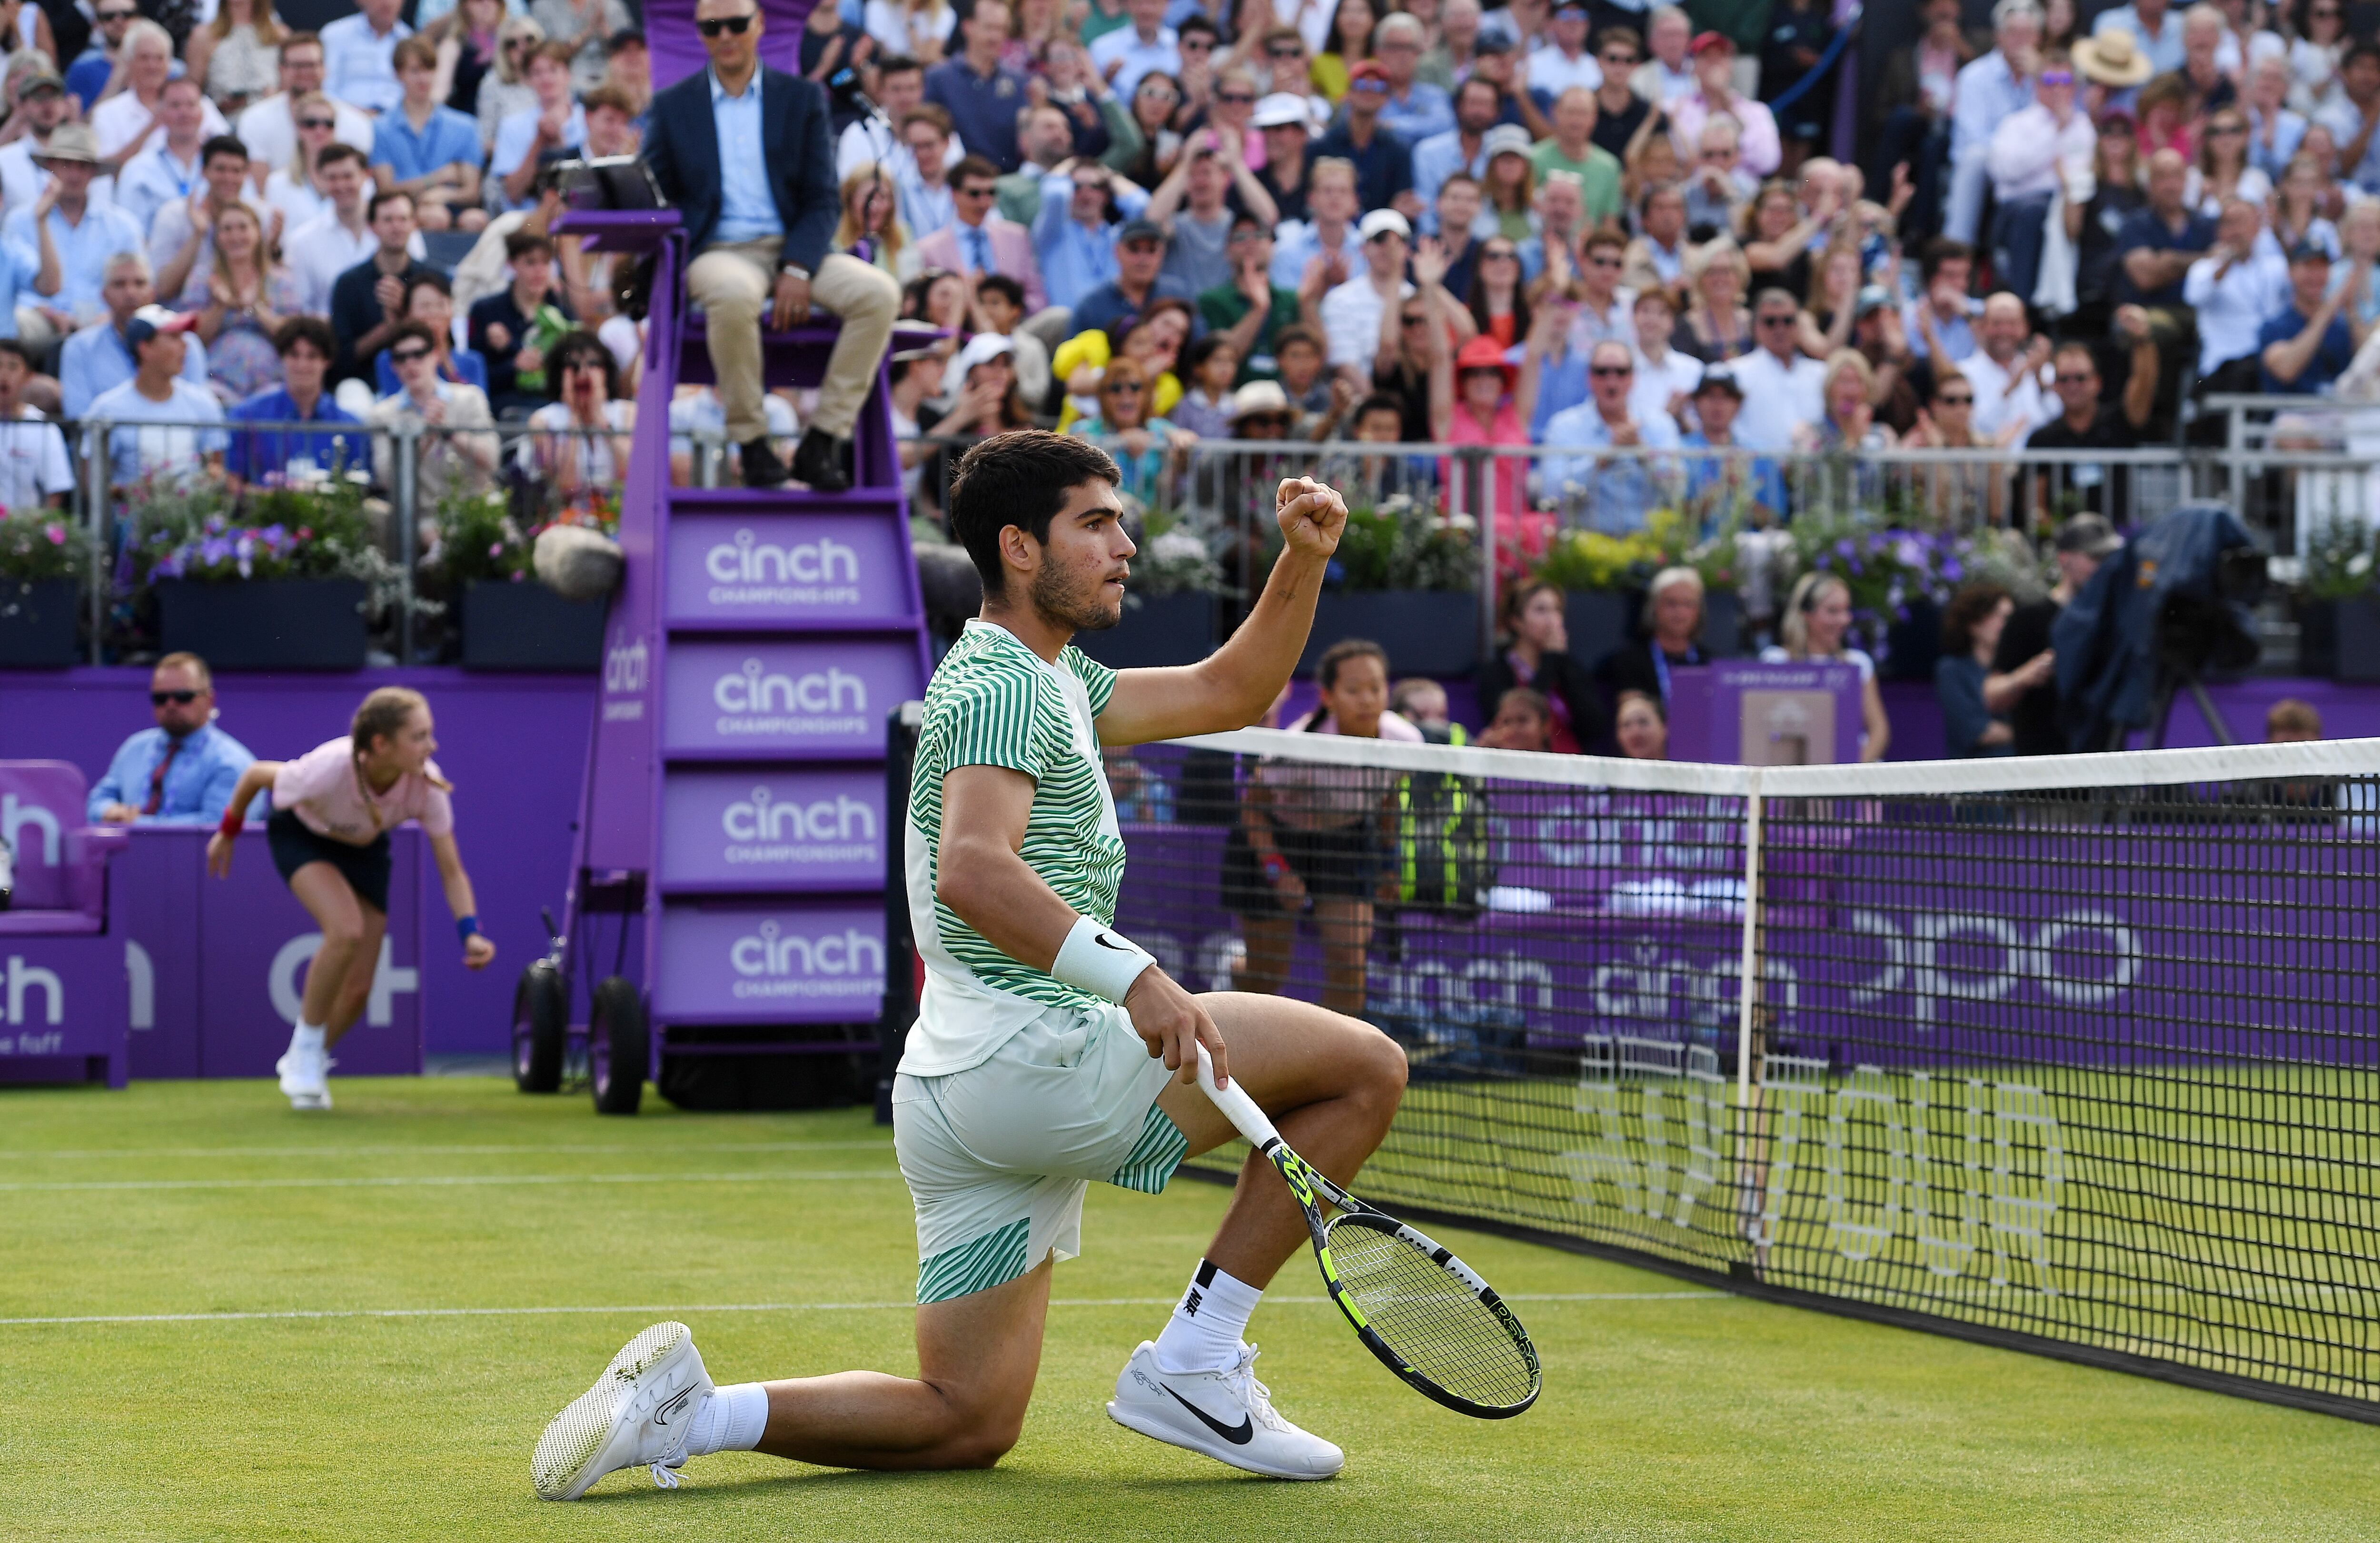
[456,916,481,942]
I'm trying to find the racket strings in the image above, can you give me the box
[1324,1218,1538,1410]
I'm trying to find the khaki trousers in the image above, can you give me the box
[685,239,901,444]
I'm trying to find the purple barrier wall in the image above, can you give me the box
[0,669,595,1059]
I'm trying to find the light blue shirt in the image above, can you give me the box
[85,377,228,487]
[115,144,203,239]
[1410,129,1490,217]
[1539,403,1682,534]
[4,201,146,323]
[1086,26,1180,103]
[1378,82,1455,148]
[1033,172,1150,299]
[321,12,413,114]
[490,102,586,209]
[59,319,211,418]
[902,178,954,241]
[2246,106,2307,179]
[87,722,260,825]
[1950,52,2035,160]
[2092,5,2186,76]
[709,67,783,245]
[1268,219,1364,289]
[2318,96,2380,193]
[371,103,487,184]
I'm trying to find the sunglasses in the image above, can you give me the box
[1757,313,1797,326]
[959,184,996,198]
[97,8,135,20]
[1587,254,1621,267]
[390,346,432,363]
[1399,312,1428,325]
[1602,51,1638,64]
[2040,69,2074,86]
[1483,248,1519,261]
[2210,121,2245,134]
[696,12,755,35]
[150,689,200,705]
[1180,33,1213,47]
[1350,79,1389,94]
[1217,91,1256,104]
[2054,373,2096,385]
[1934,392,1973,405]
[298,116,336,129]
[1104,381,1145,394]
[1701,146,1735,160]
[1268,45,1303,58]
[1139,85,1179,100]
[1590,364,1633,377]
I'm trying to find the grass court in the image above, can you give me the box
[3,1075,2375,1542]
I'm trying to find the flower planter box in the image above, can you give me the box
[157,579,368,670]
[2297,596,2380,680]
[0,578,79,667]
[1073,592,1216,670]
[461,580,607,672]
[1298,591,1479,677]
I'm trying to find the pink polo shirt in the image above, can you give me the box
[272,737,455,846]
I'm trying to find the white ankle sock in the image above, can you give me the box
[290,1022,325,1054]
[684,1383,769,1457]
[1152,1259,1262,1374]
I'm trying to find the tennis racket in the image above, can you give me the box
[1194,1043,1541,1419]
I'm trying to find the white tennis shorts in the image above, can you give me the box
[892,1002,1190,1304]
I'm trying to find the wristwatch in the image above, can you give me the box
[779,262,812,282]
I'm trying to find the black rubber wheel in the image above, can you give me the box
[511,961,568,1093]
[589,976,646,1115]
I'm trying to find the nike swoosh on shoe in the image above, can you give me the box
[1162,1384,1254,1445]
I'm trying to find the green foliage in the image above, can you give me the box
[2301,517,2377,600]
[426,486,531,590]
[122,470,404,618]
[1131,507,1226,598]
[0,508,91,581]
[1329,494,1477,593]
[1532,509,1735,595]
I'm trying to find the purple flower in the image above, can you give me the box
[1835,538,1855,558]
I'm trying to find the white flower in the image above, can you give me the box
[2350,552,2373,577]
[1151,530,1208,564]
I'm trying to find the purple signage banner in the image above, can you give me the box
[663,639,923,758]
[665,513,916,627]
[654,903,886,1024]
[661,769,887,891]
[0,761,91,911]
[0,932,128,1086]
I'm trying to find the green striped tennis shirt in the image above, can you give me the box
[900,619,1127,1076]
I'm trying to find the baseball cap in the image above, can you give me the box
[14,69,63,98]
[125,304,197,348]
[1358,208,1412,242]
[1229,379,1293,421]
[1689,30,1735,54]
[1252,91,1311,129]
[1694,366,1744,398]
[2289,238,2333,263]
[1348,59,1389,87]
[2053,512,2122,557]
[1854,284,1893,317]
[1553,0,1588,14]
[1482,123,1533,161]
[1116,217,1166,246]
[952,331,1016,380]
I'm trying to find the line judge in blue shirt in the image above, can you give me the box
[87,653,263,827]
[641,0,900,491]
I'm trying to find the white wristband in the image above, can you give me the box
[1049,915,1157,1004]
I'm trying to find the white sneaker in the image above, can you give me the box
[532,1321,715,1501]
[276,1044,331,1110]
[1106,1341,1342,1480]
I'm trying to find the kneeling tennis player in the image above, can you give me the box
[209,687,497,1109]
[533,430,1407,1495]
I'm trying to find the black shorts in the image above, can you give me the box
[268,808,392,914]
[1220,821,1387,918]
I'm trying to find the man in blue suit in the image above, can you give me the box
[642,0,900,489]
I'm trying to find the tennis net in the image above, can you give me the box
[1103,729,2380,1422]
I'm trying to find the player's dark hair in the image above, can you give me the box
[1353,391,1404,425]
[506,229,556,261]
[1941,581,2012,655]
[1315,637,1388,690]
[948,430,1121,596]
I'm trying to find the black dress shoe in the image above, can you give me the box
[790,428,853,493]
[739,437,789,488]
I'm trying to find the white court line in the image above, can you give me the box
[0,1170,901,1194]
[0,1140,895,1162]
[0,1293,1726,1328]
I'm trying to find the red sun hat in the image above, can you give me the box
[1454,334,1517,389]
[1689,30,1735,55]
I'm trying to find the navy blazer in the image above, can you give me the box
[642,64,839,272]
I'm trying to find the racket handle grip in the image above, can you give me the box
[1194,1041,1283,1150]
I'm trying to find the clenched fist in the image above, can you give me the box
[1274,475,1348,558]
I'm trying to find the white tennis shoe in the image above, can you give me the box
[532,1321,715,1501]
[1106,1341,1343,1480]
[276,1044,331,1111]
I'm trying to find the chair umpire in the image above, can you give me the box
[641,0,900,490]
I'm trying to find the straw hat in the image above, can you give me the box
[2075,27,2153,88]
[34,122,100,166]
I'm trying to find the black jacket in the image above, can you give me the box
[641,64,839,271]
[1477,647,1607,753]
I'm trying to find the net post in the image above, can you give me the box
[1735,768,1763,1107]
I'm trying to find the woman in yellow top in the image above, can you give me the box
[1051,299,1192,429]
[1309,0,1376,100]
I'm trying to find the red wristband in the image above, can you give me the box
[218,808,245,840]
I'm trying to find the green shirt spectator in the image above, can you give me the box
[1528,138,1624,225]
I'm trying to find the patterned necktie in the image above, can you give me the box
[141,737,183,816]
[967,225,991,274]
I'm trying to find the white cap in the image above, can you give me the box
[1358,208,1412,242]
[952,331,1016,379]
[1251,91,1311,130]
